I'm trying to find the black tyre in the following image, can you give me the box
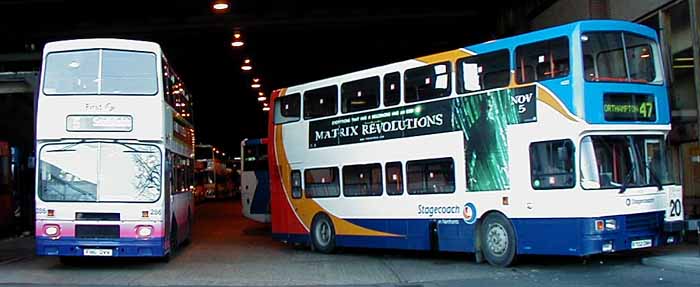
[480,212,517,267]
[311,214,336,254]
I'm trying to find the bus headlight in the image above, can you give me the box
[605,219,617,231]
[44,224,61,239]
[136,225,153,238]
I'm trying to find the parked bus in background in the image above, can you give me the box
[35,39,195,261]
[195,144,231,200]
[268,20,684,267]
[241,138,270,223]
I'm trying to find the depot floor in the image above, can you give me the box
[0,200,698,287]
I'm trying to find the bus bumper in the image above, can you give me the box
[36,237,166,257]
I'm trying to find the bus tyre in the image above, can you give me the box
[311,214,336,254]
[480,213,516,267]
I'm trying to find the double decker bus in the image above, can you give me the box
[241,138,270,223]
[268,20,685,266]
[195,144,231,200]
[35,39,195,260]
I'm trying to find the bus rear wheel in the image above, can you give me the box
[311,214,336,254]
[480,212,516,267]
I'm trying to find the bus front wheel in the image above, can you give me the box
[480,212,516,267]
[311,214,336,254]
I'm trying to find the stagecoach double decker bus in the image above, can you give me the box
[35,39,195,260]
[268,20,684,266]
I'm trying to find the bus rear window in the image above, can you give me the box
[274,93,301,124]
[43,49,158,95]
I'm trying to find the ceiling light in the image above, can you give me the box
[231,30,244,47]
[212,1,230,11]
[241,58,252,71]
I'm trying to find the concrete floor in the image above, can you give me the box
[0,200,698,287]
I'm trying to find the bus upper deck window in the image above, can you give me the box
[303,86,338,120]
[383,72,401,106]
[516,37,569,84]
[404,62,451,103]
[341,76,380,113]
[457,49,510,94]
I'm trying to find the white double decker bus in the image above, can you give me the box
[35,39,195,261]
[268,20,685,267]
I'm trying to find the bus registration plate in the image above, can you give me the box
[83,248,113,256]
[631,239,652,249]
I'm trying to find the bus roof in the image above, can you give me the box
[465,19,658,54]
[43,38,162,55]
[274,19,657,94]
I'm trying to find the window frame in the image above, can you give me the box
[385,161,404,196]
[456,49,511,94]
[43,48,160,96]
[406,157,456,195]
[383,72,402,107]
[404,61,452,103]
[303,85,339,120]
[528,139,576,190]
[342,163,383,197]
[291,170,302,199]
[274,93,301,124]
[515,36,570,84]
[303,167,340,198]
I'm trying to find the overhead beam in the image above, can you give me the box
[26,10,480,38]
[0,52,41,62]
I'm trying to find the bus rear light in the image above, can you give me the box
[595,220,604,232]
[43,224,61,239]
[47,209,55,217]
[136,225,153,238]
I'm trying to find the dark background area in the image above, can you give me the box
[0,0,555,156]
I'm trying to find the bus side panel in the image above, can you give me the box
[333,219,475,252]
[268,120,308,238]
[249,170,270,215]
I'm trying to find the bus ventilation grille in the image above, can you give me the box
[75,225,120,239]
[625,212,662,233]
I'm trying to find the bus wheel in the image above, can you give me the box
[480,212,516,267]
[311,214,336,254]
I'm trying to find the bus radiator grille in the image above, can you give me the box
[75,225,120,239]
[625,212,662,233]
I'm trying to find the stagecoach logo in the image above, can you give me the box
[625,198,655,206]
[463,202,477,224]
[84,103,115,112]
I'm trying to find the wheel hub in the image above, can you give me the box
[487,223,508,256]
